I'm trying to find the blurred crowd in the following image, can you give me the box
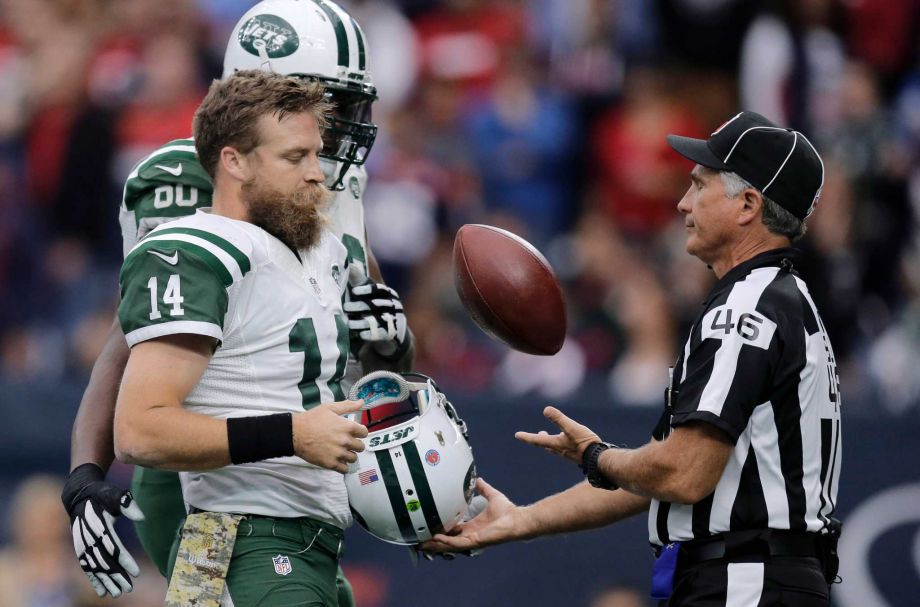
[3,0,918,412]
[1,0,919,605]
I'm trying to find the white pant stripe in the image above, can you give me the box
[726,562,764,607]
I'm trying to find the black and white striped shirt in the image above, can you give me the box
[650,248,842,546]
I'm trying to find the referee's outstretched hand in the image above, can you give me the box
[515,406,601,465]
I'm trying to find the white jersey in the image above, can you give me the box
[118,210,353,527]
[118,138,370,277]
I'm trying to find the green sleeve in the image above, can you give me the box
[119,240,230,347]
[120,140,214,254]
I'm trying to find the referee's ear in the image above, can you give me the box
[737,187,763,227]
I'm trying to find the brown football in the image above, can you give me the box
[453,224,566,355]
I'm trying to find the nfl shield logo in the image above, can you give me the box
[272,554,292,576]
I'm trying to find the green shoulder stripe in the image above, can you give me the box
[151,227,252,275]
[126,227,251,285]
[125,239,234,287]
[130,140,199,179]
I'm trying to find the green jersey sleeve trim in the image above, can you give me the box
[126,238,234,287]
[122,141,200,205]
[124,321,223,348]
[126,229,251,284]
[125,140,198,180]
[148,227,252,275]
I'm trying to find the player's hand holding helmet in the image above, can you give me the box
[344,371,476,546]
[61,464,145,597]
[344,267,411,360]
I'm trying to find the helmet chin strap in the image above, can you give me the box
[320,157,349,190]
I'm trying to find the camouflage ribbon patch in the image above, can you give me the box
[165,511,241,607]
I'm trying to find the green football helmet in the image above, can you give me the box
[223,0,377,190]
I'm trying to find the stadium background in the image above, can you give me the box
[1,0,918,605]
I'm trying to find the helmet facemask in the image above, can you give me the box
[313,78,378,191]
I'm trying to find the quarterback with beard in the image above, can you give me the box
[115,69,368,607]
[61,1,410,603]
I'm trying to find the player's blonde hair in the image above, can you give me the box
[193,69,333,179]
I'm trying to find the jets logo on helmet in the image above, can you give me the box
[239,15,300,59]
[345,371,477,546]
[224,0,378,191]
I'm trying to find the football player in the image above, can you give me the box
[119,68,367,606]
[61,1,412,602]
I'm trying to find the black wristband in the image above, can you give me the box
[227,413,295,464]
[61,462,106,514]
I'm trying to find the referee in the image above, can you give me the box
[423,111,843,607]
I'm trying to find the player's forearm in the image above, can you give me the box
[366,244,384,283]
[114,334,224,470]
[69,317,130,471]
[517,482,649,540]
[114,399,231,471]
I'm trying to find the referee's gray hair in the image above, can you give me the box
[720,171,807,242]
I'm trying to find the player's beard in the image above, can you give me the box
[242,178,331,251]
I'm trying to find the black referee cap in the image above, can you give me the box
[667,111,824,220]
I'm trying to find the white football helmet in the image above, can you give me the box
[223,0,377,190]
[345,371,476,546]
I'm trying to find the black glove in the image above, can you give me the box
[344,268,411,360]
[61,463,144,597]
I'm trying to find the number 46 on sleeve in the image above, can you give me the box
[701,306,776,350]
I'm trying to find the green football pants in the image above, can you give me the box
[131,466,187,577]
[168,514,348,607]
[133,467,355,606]
[336,568,356,607]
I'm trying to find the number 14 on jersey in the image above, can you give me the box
[147,275,185,320]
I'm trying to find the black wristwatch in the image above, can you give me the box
[581,442,619,490]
